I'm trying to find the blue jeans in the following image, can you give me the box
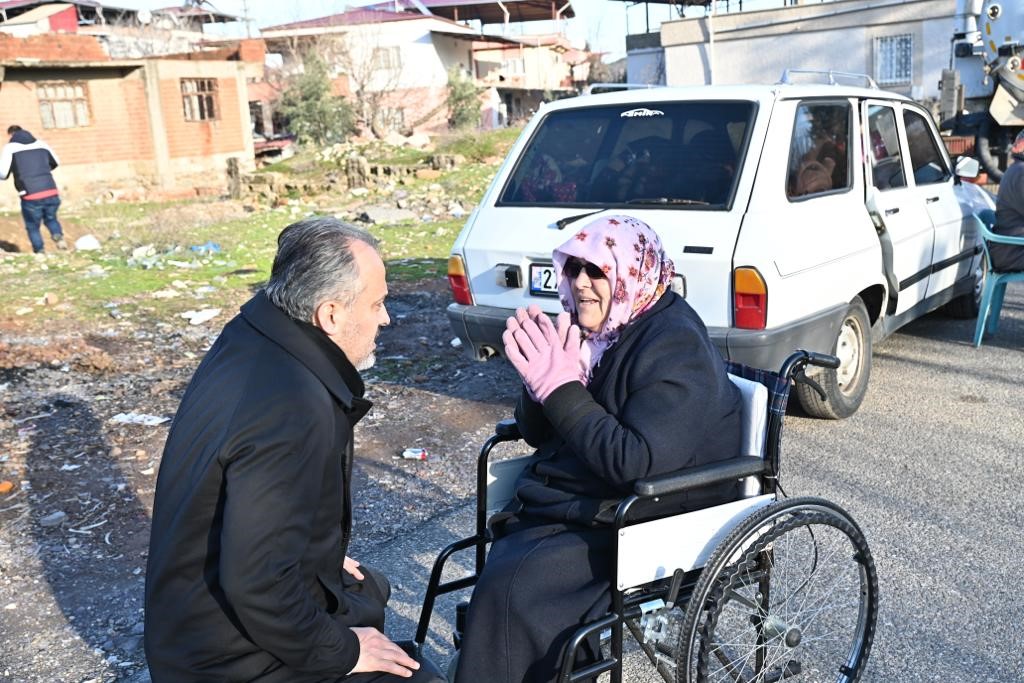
[21,195,63,253]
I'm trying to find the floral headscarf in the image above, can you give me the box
[552,215,675,378]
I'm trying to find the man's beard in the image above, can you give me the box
[354,351,376,371]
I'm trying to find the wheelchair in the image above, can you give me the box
[409,350,879,683]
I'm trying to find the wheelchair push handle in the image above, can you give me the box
[780,349,840,382]
[803,350,841,369]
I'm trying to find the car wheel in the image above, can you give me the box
[944,252,986,319]
[796,297,872,419]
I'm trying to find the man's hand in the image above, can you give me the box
[349,627,420,678]
[342,556,364,580]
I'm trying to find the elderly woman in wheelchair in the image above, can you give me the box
[413,215,878,683]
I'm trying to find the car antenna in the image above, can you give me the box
[555,208,609,230]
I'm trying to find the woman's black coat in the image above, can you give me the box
[514,290,743,524]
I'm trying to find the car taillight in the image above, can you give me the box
[448,255,473,305]
[734,267,767,330]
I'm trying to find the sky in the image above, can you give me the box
[117,0,805,61]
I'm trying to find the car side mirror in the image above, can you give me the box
[954,155,980,179]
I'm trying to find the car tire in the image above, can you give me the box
[945,252,986,319]
[796,297,872,419]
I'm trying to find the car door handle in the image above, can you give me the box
[884,208,900,216]
[926,196,940,204]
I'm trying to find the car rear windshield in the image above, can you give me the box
[498,100,756,209]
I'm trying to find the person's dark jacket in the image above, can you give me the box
[511,291,743,526]
[0,129,59,197]
[991,157,1024,272]
[145,291,372,682]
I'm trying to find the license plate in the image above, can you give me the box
[529,263,559,296]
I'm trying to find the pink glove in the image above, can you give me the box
[502,307,582,403]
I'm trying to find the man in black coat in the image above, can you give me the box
[145,217,443,682]
[0,125,67,253]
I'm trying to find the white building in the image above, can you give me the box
[630,0,957,108]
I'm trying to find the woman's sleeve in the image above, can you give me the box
[514,386,555,447]
[540,328,732,487]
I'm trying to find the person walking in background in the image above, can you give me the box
[0,125,67,254]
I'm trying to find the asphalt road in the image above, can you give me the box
[364,283,1024,683]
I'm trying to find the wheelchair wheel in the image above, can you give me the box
[675,497,877,683]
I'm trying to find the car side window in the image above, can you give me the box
[867,104,907,191]
[902,109,951,185]
[786,102,851,200]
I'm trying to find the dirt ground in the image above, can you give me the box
[0,238,520,681]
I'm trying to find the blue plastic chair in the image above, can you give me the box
[974,209,1024,347]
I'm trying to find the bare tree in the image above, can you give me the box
[330,26,405,138]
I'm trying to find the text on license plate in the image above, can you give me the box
[529,264,558,296]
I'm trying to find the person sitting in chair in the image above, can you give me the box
[990,130,1024,272]
[454,215,743,683]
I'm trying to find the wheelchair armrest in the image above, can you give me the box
[495,418,521,440]
[633,456,767,497]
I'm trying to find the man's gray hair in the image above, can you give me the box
[264,217,380,322]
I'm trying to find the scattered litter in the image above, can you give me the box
[12,410,55,425]
[37,292,59,306]
[3,603,16,610]
[59,463,82,472]
[70,520,107,534]
[104,532,112,545]
[400,447,428,461]
[15,307,33,316]
[450,337,463,348]
[0,481,13,495]
[109,412,169,426]
[131,245,156,260]
[74,234,102,251]
[190,241,222,255]
[39,511,67,527]
[140,467,155,475]
[180,308,221,325]
[151,289,181,299]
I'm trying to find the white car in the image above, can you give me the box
[446,75,994,418]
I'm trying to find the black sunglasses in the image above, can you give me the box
[563,258,607,280]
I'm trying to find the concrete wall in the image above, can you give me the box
[661,0,954,99]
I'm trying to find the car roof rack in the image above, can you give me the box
[582,83,662,96]
[778,69,879,89]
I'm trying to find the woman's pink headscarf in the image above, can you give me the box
[552,214,675,379]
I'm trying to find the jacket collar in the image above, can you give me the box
[240,291,372,422]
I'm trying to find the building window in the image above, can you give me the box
[503,58,525,76]
[377,107,405,133]
[874,34,913,86]
[37,81,90,129]
[181,78,218,121]
[372,47,401,71]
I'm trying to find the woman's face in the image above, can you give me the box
[564,257,612,333]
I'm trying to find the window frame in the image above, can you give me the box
[785,99,854,202]
[901,107,951,186]
[37,81,91,130]
[874,34,913,87]
[181,78,220,123]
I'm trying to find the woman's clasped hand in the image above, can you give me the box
[502,305,583,403]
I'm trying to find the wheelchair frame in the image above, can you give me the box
[411,350,878,683]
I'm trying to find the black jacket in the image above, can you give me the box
[145,292,372,682]
[992,156,1024,272]
[0,129,59,197]
[512,291,743,526]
